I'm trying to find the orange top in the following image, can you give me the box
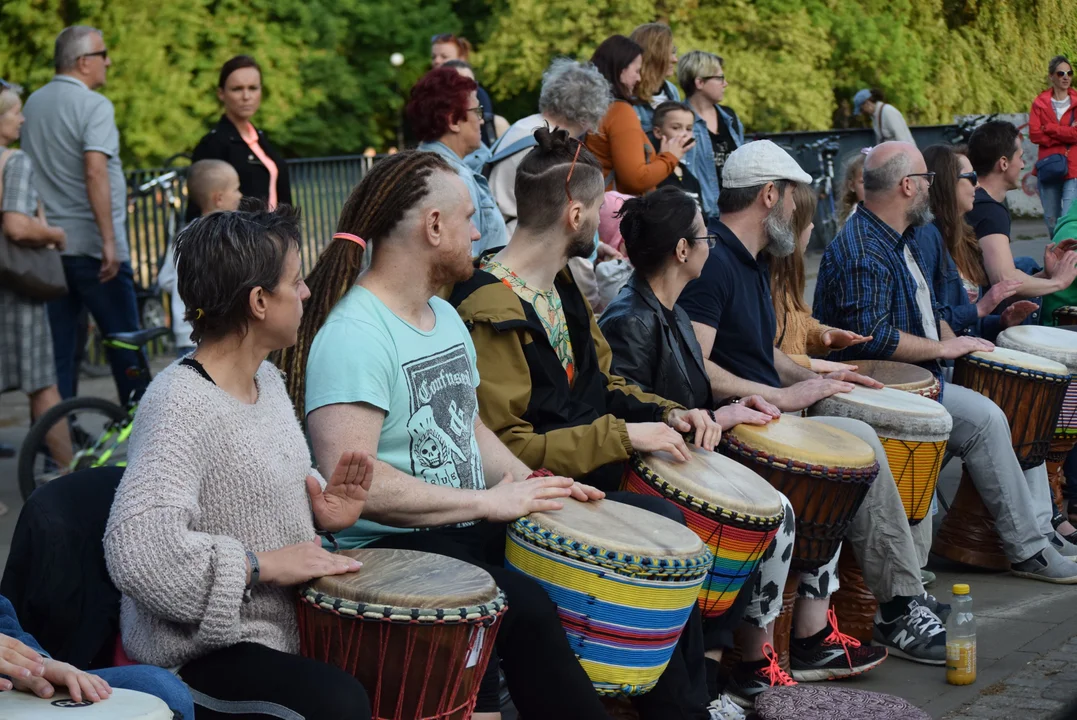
[238,122,278,209]
[585,101,678,195]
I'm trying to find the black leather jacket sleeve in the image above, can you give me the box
[601,311,660,395]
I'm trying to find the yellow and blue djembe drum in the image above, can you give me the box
[622,447,784,619]
[506,497,710,696]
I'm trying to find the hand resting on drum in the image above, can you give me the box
[823,369,884,389]
[713,395,780,431]
[939,336,995,360]
[0,634,111,704]
[628,422,693,461]
[775,377,856,412]
[253,541,363,587]
[809,359,859,374]
[306,450,375,533]
[668,408,723,451]
[480,473,580,522]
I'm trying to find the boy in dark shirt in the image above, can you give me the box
[650,102,705,215]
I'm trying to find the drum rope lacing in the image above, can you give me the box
[298,587,508,626]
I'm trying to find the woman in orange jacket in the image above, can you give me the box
[1029,55,1077,235]
[585,35,693,196]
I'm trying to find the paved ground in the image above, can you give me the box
[3,216,1076,718]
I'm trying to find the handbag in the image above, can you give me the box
[1035,103,1076,185]
[0,149,67,301]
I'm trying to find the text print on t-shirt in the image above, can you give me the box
[403,344,483,490]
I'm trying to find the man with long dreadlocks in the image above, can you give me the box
[278,149,729,719]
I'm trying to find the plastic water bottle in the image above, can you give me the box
[946,583,976,685]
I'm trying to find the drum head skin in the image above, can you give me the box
[0,688,172,719]
[754,685,931,720]
[968,346,1069,377]
[310,548,499,609]
[529,498,705,560]
[725,415,876,469]
[849,359,935,392]
[643,447,784,519]
[998,325,1077,373]
[809,386,952,441]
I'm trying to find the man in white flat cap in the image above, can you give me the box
[679,141,951,677]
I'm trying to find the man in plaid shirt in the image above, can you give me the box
[815,141,1077,589]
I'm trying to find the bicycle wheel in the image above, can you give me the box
[80,316,112,378]
[17,396,129,501]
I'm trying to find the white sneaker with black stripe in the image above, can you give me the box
[872,602,946,665]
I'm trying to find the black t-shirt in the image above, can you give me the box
[965,187,1011,240]
[657,164,704,213]
[678,221,782,388]
[660,305,712,408]
[709,113,738,182]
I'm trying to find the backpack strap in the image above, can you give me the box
[488,135,540,166]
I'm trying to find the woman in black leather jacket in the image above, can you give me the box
[599,186,776,425]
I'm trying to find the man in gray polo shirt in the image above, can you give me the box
[22,25,143,403]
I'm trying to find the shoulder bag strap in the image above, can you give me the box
[0,149,13,204]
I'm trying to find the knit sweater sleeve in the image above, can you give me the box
[104,366,248,649]
[803,315,837,357]
[604,102,678,195]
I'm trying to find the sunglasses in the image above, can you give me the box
[906,172,936,187]
[79,49,108,61]
[1056,70,1074,78]
[958,171,978,184]
[701,75,727,84]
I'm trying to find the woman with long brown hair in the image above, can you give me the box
[629,22,681,132]
[769,183,870,370]
[836,152,866,223]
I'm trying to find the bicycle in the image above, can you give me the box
[799,135,843,246]
[945,113,999,146]
[17,326,170,501]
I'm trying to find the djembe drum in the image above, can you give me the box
[1054,306,1077,327]
[754,685,931,720]
[720,415,879,669]
[0,688,172,719]
[934,347,1071,569]
[506,498,710,696]
[298,549,507,720]
[848,359,941,400]
[997,326,1077,508]
[808,385,952,641]
[623,447,785,618]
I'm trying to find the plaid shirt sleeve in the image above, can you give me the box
[814,247,901,361]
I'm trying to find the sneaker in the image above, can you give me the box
[707,694,747,720]
[1052,513,1077,544]
[726,643,797,709]
[872,602,946,665]
[915,592,951,624]
[790,609,888,681]
[1048,532,1077,558]
[920,568,936,588]
[1012,546,1077,584]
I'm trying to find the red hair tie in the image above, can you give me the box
[333,232,366,249]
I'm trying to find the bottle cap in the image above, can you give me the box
[953,583,970,595]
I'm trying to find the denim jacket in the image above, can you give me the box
[686,104,745,220]
[633,80,682,133]
[418,140,508,256]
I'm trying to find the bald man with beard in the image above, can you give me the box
[679,140,949,668]
[815,141,1077,592]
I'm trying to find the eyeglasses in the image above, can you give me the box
[690,234,718,249]
[1056,70,1074,78]
[466,106,484,119]
[701,75,726,84]
[79,49,108,61]
[565,141,584,203]
[958,171,978,185]
[906,172,936,187]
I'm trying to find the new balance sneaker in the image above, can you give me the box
[790,609,888,681]
[707,694,747,720]
[915,592,951,624]
[872,602,946,665]
[1011,546,1077,584]
[725,643,797,709]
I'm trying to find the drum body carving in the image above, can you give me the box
[298,548,506,720]
[720,415,878,571]
[622,448,784,618]
[506,498,710,697]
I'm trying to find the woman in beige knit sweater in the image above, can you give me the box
[770,183,871,367]
[104,207,375,720]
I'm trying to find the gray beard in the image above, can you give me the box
[907,194,935,227]
[764,203,797,258]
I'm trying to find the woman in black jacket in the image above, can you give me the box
[599,186,774,422]
[186,56,291,221]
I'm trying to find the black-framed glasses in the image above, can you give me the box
[958,171,978,185]
[701,75,726,84]
[1056,70,1074,78]
[466,106,484,118]
[690,234,718,249]
[79,49,108,61]
[906,172,936,187]
[565,141,584,203]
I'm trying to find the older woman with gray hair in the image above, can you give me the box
[488,57,613,237]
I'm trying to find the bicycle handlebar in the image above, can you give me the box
[798,135,842,154]
[136,170,178,195]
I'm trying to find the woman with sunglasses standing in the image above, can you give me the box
[1029,56,1077,235]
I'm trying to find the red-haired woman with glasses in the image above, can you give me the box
[1030,55,1077,234]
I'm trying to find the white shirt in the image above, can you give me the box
[903,244,939,340]
[1052,96,1072,121]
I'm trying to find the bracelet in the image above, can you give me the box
[245,550,260,589]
